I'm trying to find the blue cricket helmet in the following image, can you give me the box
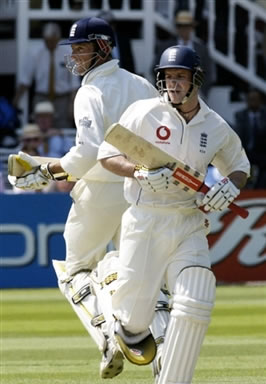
[155,45,204,88]
[59,17,116,47]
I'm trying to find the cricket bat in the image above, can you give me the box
[8,154,77,182]
[104,123,249,219]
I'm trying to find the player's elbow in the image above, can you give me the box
[228,170,248,190]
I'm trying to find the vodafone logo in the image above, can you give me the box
[156,126,171,141]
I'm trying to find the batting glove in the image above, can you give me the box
[134,165,173,192]
[15,163,54,190]
[197,177,240,212]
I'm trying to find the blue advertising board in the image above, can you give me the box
[0,193,72,288]
[1,190,265,288]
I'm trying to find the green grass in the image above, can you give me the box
[1,285,266,384]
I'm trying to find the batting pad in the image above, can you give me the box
[158,266,216,384]
[52,260,107,352]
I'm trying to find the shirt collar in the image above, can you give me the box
[183,97,211,126]
[82,59,119,85]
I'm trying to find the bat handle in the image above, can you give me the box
[199,184,249,219]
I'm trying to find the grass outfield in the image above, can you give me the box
[1,285,266,384]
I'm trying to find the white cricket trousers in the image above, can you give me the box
[64,179,128,276]
[111,204,211,334]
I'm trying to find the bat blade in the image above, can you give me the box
[104,123,249,219]
[105,123,205,194]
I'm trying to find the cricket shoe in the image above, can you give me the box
[100,340,124,379]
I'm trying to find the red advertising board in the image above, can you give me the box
[208,190,266,283]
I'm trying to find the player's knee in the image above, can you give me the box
[171,266,216,324]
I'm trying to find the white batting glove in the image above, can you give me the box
[15,163,54,190]
[198,177,240,212]
[7,175,17,187]
[8,152,40,187]
[134,165,173,192]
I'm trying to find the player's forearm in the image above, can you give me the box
[100,155,135,177]
[228,171,248,189]
[48,162,65,175]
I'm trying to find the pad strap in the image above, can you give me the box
[72,283,91,304]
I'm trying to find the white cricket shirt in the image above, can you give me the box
[99,97,250,208]
[60,60,158,180]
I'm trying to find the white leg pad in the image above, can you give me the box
[52,260,107,352]
[158,266,216,384]
[90,251,121,333]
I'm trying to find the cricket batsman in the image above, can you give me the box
[94,45,251,383]
[9,17,169,379]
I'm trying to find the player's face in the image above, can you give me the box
[164,69,192,104]
[66,42,99,75]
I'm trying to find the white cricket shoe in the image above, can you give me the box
[100,341,124,379]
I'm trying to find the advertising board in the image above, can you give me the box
[0,190,265,288]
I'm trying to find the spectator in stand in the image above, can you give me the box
[153,10,216,100]
[234,89,266,188]
[33,101,74,158]
[97,10,136,73]
[19,123,43,157]
[0,96,21,148]
[13,23,80,129]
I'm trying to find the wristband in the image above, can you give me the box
[40,163,69,181]
[39,163,55,180]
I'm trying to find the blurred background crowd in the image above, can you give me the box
[0,0,265,193]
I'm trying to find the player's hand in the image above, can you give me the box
[197,177,240,212]
[15,163,54,190]
[134,165,173,192]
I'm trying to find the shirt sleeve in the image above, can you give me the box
[211,125,251,177]
[97,141,122,160]
[60,85,105,178]
[97,100,145,160]
[119,101,142,134]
